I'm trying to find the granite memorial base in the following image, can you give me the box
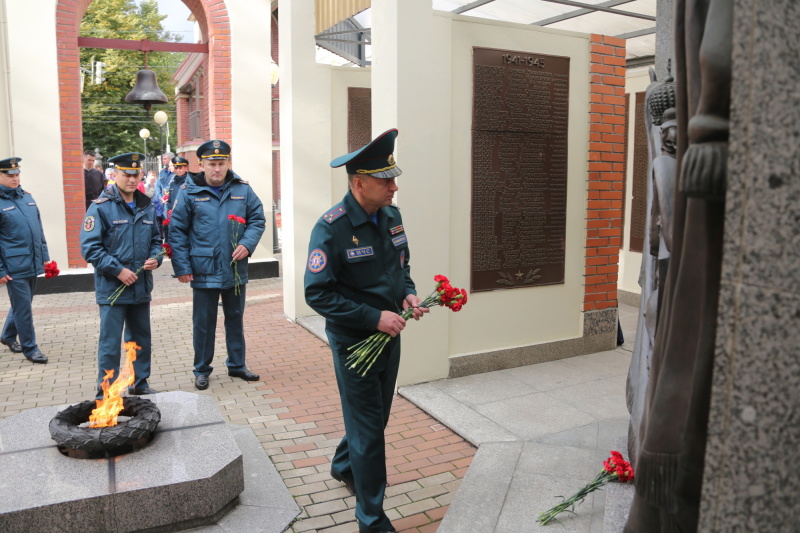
[0,391,300,533]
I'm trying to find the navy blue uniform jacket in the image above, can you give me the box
[81,186,163,304]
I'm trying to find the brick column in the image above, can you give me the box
[56,0,231,266]
[584,34,627,312]
[56,0,89,267]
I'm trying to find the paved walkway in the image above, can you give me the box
[0,266,474,533]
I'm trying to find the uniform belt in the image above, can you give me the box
[324,321,373,340]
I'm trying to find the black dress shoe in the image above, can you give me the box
[330,467,356,496]
[129,386,159,395]
[25,349,48,364]
[1,339,22,353]
[195,375,209,390]
[227,368,259,381]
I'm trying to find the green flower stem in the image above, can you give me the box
[537,471,616,525]
[346,291,443,376]
[107,249,167,306]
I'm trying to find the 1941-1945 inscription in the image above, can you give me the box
[471,47,570,292]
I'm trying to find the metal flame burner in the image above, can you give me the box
[48,397,161,459]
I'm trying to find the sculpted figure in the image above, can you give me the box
[625,0,732,531]
[626,68,675,465]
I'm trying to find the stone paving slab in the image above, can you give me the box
[418,307,637,533]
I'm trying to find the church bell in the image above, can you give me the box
[125,68,168,111]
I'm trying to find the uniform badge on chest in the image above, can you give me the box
[346,246,374,259]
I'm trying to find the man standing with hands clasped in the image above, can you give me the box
[304,129,428,533]
[0,157,51,364]
[169,140,265,391]
[81,152,163,397]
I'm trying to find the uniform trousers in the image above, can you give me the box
[97,302,152,396]
[192,286,247,376]
[1,277,38,357]
[327,326,401,533]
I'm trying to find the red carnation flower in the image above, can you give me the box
[44,261,60,279]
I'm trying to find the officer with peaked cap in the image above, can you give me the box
[304,129,428,533]
[0,157,51,364]
[168,140,266,391]
[81,152,163,397]
[162,155,191,241]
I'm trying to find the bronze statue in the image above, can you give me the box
[625,0,732,531]
[626,68,676,465]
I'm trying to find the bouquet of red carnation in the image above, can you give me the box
[538,450,634,525]
[44,261,60,279]
[107,244,171,306]
[347,274,467,376]
[228,215,247,295]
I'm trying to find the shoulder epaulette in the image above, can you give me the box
[388,204,400,211]
[322,205,346,224]
[22,190,30,195]
[239,180,250,186]
[94,197,109,204]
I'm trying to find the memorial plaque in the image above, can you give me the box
[348,87,372,152]
[629,91,647,253]
[471,47,570,292]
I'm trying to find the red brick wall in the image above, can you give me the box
[56,0,231,266]
[584,34,626,312]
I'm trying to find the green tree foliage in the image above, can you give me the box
[81,0,184,160]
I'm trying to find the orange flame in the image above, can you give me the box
[89,342,140,428]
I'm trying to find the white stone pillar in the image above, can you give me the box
[279,0,334,320]
[372,0,453,385]
[5,0,66,264]
[229,1,274,257]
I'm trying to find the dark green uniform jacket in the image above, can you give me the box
[304,191,416,335]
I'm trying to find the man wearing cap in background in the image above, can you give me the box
[168,140,265,391]
[164,156,191,232]
[304,129,427,533]
[81,152,163,397]
[153,152,175,238]
[0,157,51,364]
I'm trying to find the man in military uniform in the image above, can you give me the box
[0,157,50,364]
[162,155,190,241]
[304,129,427,533]
[81,152,163,397]
[168,140,266,391]
[165,156,190,210]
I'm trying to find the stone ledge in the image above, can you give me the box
[447,330,617,379]
[617,289,640,309]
